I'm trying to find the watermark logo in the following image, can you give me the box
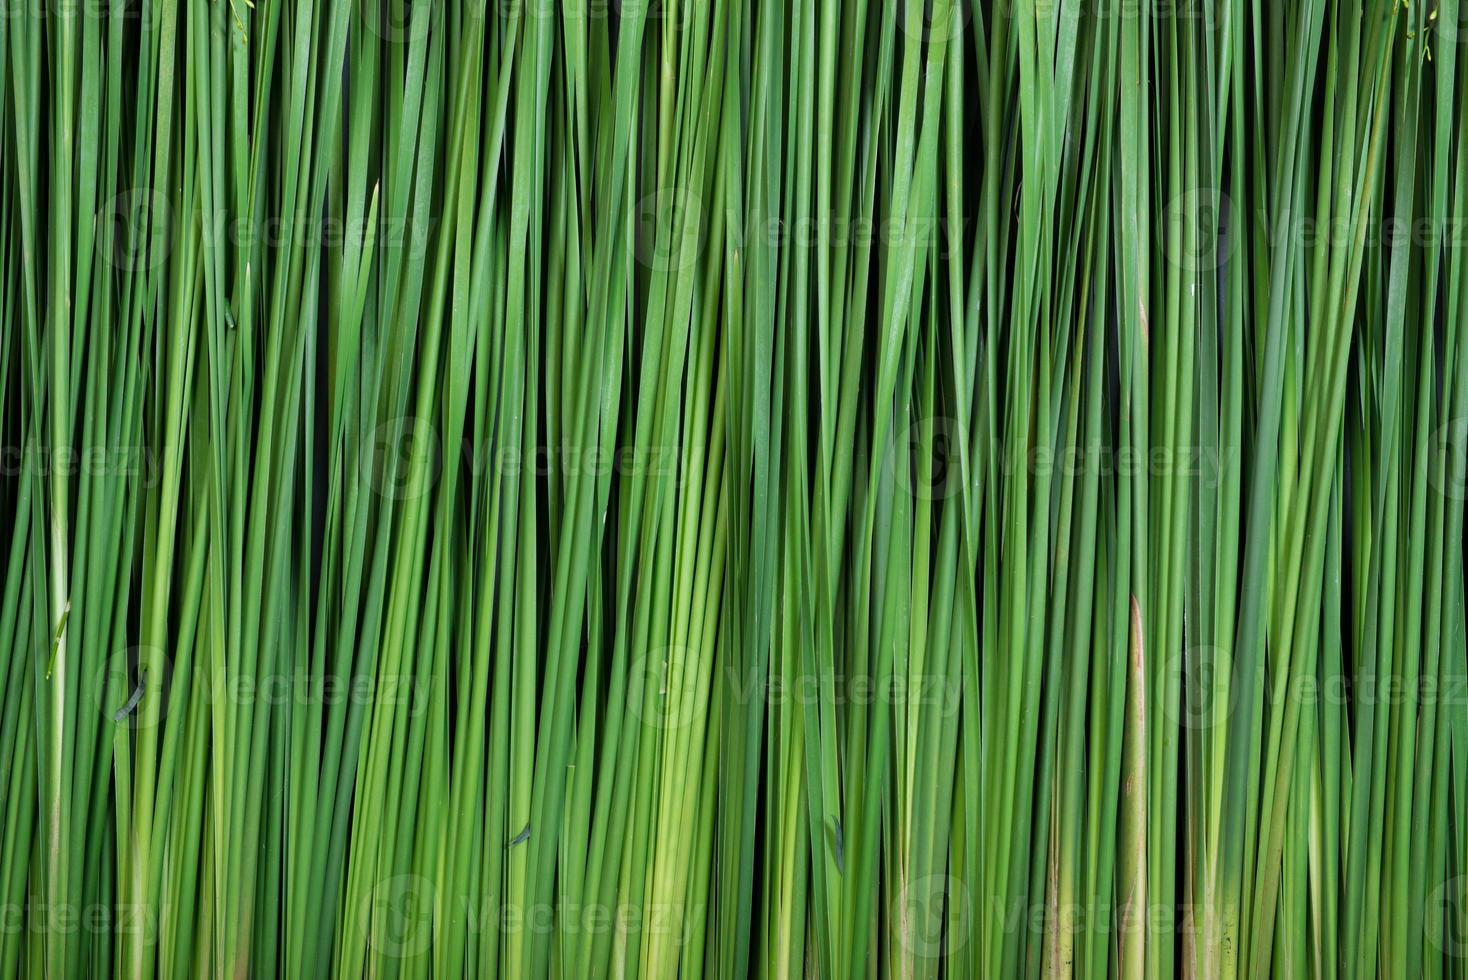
[1430,418,1468,502]
[0,444,160,484]
[360,0,431,42]
[895,873,972,959]
[1427,875,1468,957]
[894,415,969,502]
[898,0,972,46]
[99,189,171,273]
[634,187,706,273]
[96,646,174,732]
[360,415,441,501]
[1163,188,1229,273]
[0,901,158,940]
[1436,1,1468,48]
[628,645,704,731]
[889,422,1234,501]
[1162,645,1236,731]
[364,874,436,958]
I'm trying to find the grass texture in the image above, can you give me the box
[3,0,1468,976]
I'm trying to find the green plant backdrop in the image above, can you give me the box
[1,0,1466,977]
